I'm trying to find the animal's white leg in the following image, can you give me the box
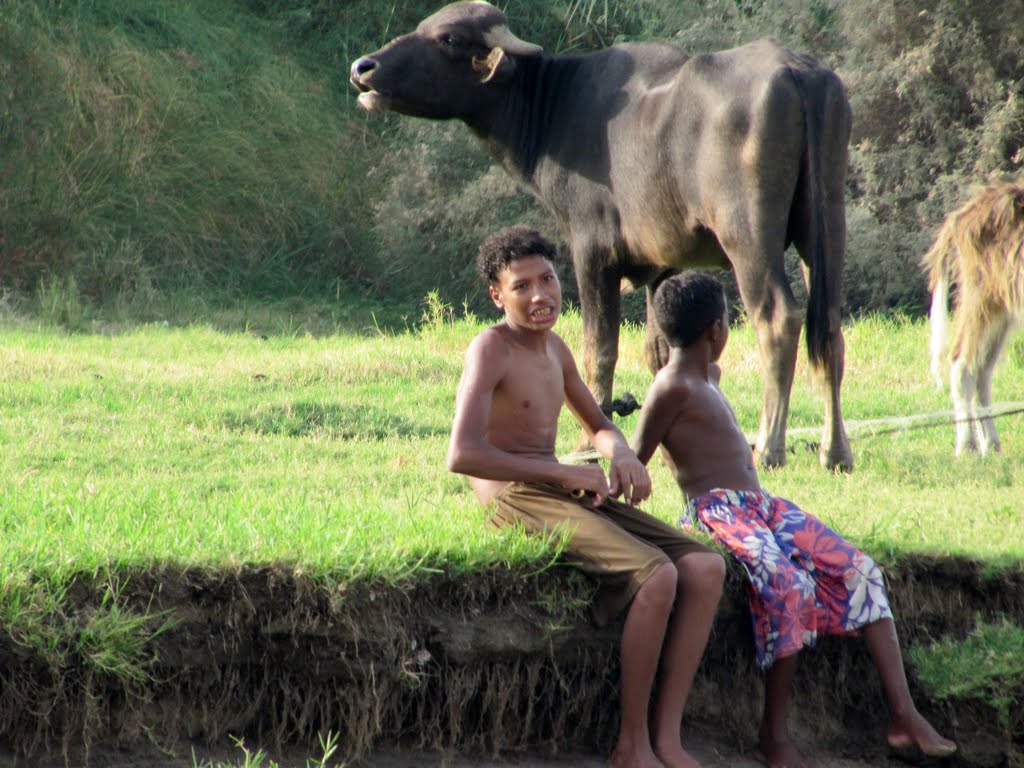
[950,357,978,456]
[974,314,1012,455]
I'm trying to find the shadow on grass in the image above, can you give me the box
[221,401,444,440]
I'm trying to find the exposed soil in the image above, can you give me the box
[2,555,1021,767]
[51,732,911,767]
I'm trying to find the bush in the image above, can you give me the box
[838,0,1024,311]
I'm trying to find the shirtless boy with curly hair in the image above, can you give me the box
[448,227,725,768]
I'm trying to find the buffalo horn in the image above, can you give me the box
[482,24,542,57]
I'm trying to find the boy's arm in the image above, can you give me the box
[559,340,651,505]
[447,333,608,496]
[630,376,683,465]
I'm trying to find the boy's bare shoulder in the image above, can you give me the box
[466,324,511,358]
[651,365,697,402]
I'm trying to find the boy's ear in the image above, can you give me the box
[489,284,503,309]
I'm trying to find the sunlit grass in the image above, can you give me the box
[2,309,1023,582]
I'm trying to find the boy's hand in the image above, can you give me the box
[608,450,651,506]
[564,464,611,506]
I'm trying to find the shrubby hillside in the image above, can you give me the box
[2,0,1022,322]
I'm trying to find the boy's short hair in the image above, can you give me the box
[653,271,726,348]
[477,225,558,285]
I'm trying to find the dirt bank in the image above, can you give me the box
[2,555,1021,767]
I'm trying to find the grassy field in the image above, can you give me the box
[3,306,1023,582]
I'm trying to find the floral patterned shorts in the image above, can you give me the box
[685,488,892,669]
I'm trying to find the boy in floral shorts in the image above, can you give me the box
[630,271,956,767]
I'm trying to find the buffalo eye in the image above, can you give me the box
[439,33,462,50]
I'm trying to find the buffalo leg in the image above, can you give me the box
[576,254,621,447]
[817,315,853,471]
[643,283,671,374]
[813,202,853,472]
[797,260,853,471]
[733,258,802,469]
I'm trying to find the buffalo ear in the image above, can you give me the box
[472,47,516,84]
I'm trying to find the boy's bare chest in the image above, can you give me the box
[496,353,564,418]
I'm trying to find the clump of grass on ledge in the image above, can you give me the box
[910,617,1024,733]
[0,570,175,689]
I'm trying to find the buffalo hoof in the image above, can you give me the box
[754,447,787,470]
[820,448,854,473]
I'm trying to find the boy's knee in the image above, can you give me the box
[676,551,726,595]
[635,562,678,612]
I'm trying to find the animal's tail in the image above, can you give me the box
[795,68,848,369]
[921,217,958,389]
[928,274,950,388]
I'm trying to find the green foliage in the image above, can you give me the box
[0,0,382,304]
[910,618,1024,733]
[839,0,1024,312]
[33,274,86,331]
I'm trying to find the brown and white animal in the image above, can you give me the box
[350,1,854,470]
[924,181,1024,456]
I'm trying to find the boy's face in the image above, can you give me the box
[489,255,561,331]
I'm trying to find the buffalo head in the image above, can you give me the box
[350,1,543,120]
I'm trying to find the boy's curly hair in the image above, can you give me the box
[653,271,726,348]
[477,225,558,285]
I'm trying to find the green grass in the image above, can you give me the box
[2,308,1023,582]
[193,731,342,768]
[910,618,1024,731]
[1,0,384,303]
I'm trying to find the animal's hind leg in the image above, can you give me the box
[797,259,853,473]
[950,357,978,456]
[792,163,853,472]
[643,281,673,374]
[574,247,621,453]
[973,313,1012,455]
[732,255,802,469]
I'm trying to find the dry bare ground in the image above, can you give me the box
[35,733,909,768]
[359,740,908,768]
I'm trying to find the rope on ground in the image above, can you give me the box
[562,401,1024,462]
[785,401,1024,455]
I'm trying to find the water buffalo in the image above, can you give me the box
[351,1,853,470]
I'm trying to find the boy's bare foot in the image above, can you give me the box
[887,711,957,758]
[608,745,665,768]
[654,743,702,768]
[756,735,812,768]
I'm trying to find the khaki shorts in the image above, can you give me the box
[490,481,713,624]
